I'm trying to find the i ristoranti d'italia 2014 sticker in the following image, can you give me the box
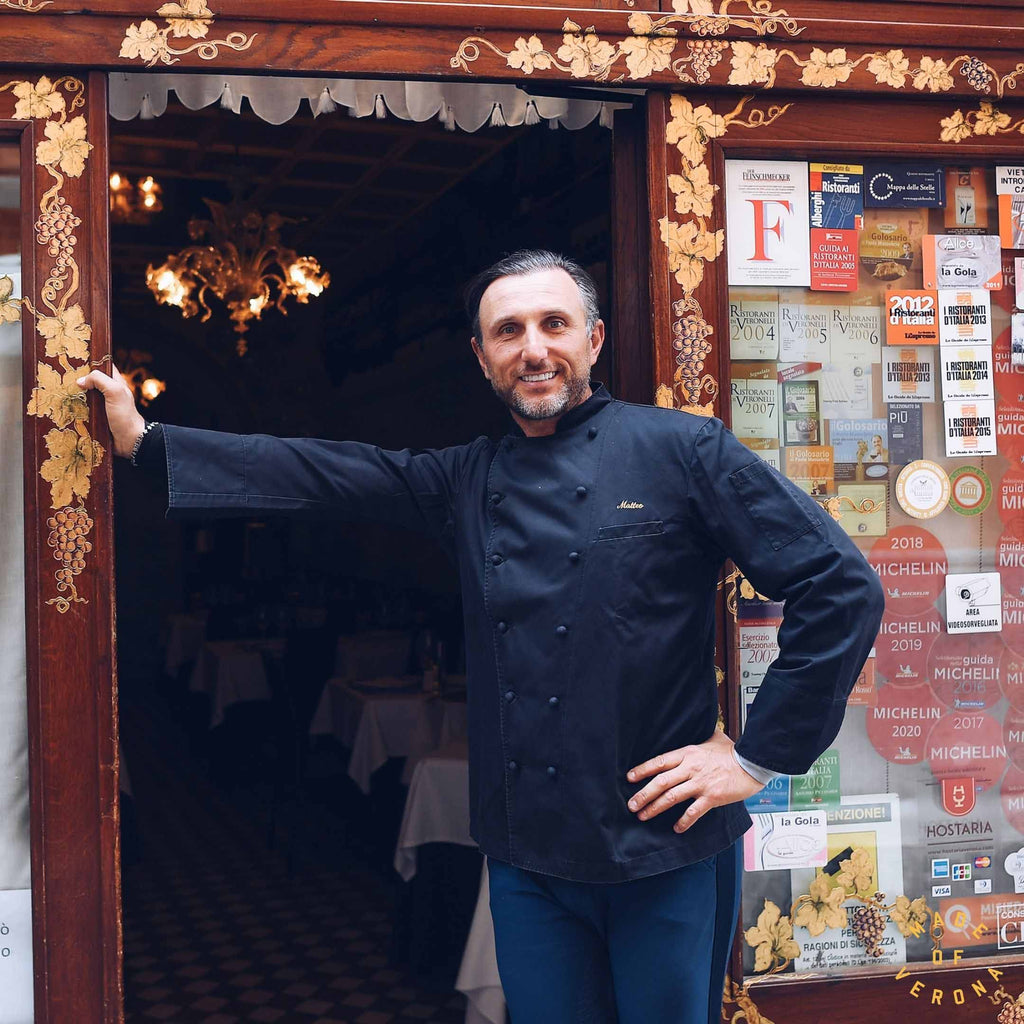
[948,466,993,516]
[896,460,951,519]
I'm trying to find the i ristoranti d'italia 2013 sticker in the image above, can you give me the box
[896,460,950,519]
[948,466,993,516]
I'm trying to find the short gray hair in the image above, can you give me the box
[464,249,601,341]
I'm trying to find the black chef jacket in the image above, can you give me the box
[150,385,884,882]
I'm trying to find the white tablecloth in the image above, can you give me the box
[394,738,473,881]
[163,611,208,676]
[457,863,506,1024]
[310,678,432,793]
[401,690,468,784]
[188,638,284,728]
[391,741,505,1024]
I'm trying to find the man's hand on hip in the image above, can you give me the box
[626,730,763,833]
[76,366,146,458]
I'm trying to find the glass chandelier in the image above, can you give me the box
[146,198,330,355]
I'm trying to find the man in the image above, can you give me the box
[81,250,884,1023]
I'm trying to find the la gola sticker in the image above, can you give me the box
[895,459,950,519]
[885,289,938,346]
[868,527,948,616]
[948,465,993,517]
[944,399,997,457]
[944,573,1003,636]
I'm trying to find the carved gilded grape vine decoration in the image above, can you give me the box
[119,1,257,67]
[0,0,53,10]
[2,75,102,613]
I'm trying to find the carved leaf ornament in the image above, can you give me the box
[119,2,257,67]
[1,75,100,612]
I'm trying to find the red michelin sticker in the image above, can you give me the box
[868,527,947,617]
[874,607,941,686]
[928,711,1006,791]
[866,682,944,764]
[927,632,1005,710]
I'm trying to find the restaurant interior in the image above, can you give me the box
[105,79,617,1023]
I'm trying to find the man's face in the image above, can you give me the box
[472,268,604,434]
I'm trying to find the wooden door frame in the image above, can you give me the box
[7,3,1024,1022]
[1,70,120,1024]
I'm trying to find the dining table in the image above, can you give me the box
[393,738,506,1024]
[188,637,286,728]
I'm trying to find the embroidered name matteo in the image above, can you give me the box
[617,500,644,509]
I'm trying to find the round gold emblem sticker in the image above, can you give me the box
[895,460,951,520]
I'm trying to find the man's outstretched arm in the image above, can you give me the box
[78,367,482,541]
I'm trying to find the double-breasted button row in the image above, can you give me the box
[490,553,503,565]
[505,760,558,777]
[503,692,560,706]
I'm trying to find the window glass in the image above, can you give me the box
[0,141,34,1024]
[726,157,1024,982]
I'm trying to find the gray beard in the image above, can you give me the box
[492,370,590,421]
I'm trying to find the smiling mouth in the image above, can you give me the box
[520,371,557,383]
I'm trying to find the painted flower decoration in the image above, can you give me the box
[0,275,20,324]
[28,363,88,430]
[620,15,676,81]
[35,116,92,178]
[36,303,92,362]
[793,873,848,937]
[666,95,726,165]
[744,899,801,973]
[40,427,104,509]
[801,48,853,88]
[506,35,552,74]
[728,42,779,87]
[659,217,723,292]
[671,0,714,11]
[836,848,875,894]
[867,49,909,89]
[556,20,617,79]
[974,100,1011,135]
[668,162,717,218]
[889,895,930,938]
[120,20,170,63]
[914,56,954,93]
[157,0,213,38]
[939,109,972,143]
[13,76,66,120]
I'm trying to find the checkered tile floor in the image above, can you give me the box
[121,693,467,1024]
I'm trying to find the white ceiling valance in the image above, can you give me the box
[108,73,629,132]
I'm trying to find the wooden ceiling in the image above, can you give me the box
[108,100,523,304]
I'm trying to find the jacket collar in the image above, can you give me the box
[506,383,613,439]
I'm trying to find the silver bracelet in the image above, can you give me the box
[129,421,159,467]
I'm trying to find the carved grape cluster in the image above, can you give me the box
[673,312,713,360]
[47,506,94,587]
[998,1000,1024,1024]
[961,56,994,92]
[35,200,81,269]
[688,39,728,83]
[690,16,729,37]
[850,903,886,958]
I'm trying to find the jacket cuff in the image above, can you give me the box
[733,747,784,787]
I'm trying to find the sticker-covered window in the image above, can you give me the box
[726,158,1024,980]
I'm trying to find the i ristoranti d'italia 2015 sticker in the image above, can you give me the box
[949,466,993,516]
[896,460,951,519]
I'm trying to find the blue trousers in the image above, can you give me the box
[487,841,742,1024]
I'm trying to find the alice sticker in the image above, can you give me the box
[948,466,993,516]
[896,460,951,519]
